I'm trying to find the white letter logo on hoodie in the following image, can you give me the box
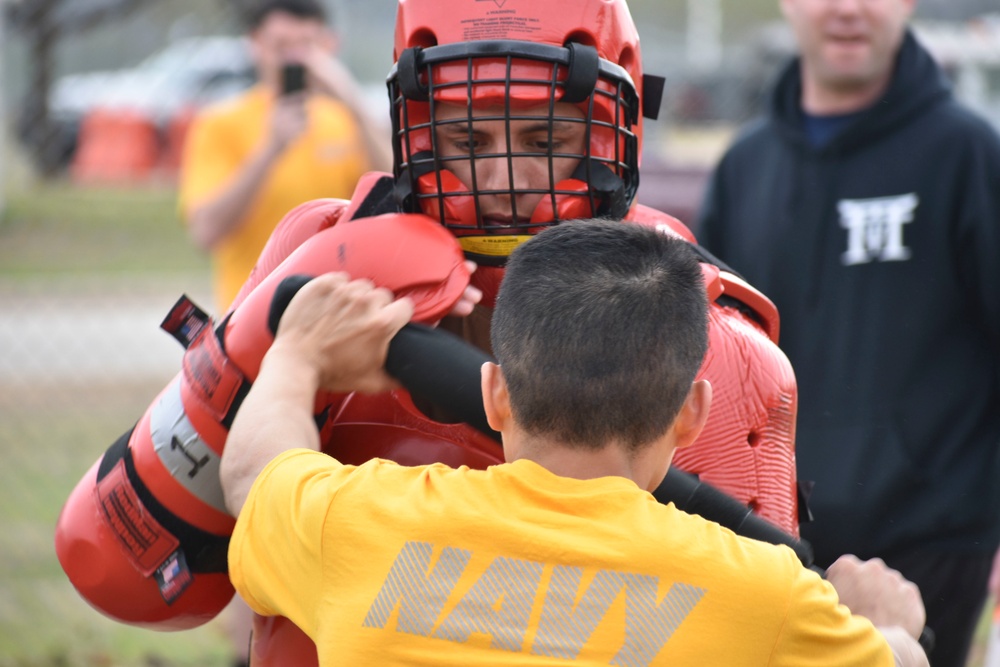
[838,194,918,266]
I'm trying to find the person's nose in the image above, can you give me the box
[477,150,548,193]
[828,0,864,16]
[474,153,515,195]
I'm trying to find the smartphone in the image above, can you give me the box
[281,63,307,96]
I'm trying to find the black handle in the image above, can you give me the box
[651,468,815,568]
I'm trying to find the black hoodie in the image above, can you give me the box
[699,32,1000,566]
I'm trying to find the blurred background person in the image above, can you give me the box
[178,0,392,313]
[697,0,1000,665]
[179,2,391,661]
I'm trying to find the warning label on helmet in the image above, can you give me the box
[460,235,532,257]
[462,7,542,41]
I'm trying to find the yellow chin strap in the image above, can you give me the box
[458,235,534,260]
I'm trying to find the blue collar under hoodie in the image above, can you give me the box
[768,30,951,158]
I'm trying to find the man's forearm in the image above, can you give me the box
[306,55,393,173]
[220,274,414,516]
[187,142,283,251]
[351,107,393,174]
[220,345,322,516]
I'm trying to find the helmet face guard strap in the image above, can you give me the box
[388,39,641,253]
[559,42,601,104]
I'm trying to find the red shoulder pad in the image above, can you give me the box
[230,198,350,312]
[339,172,395,221]
[224,212,469,379]
[321,213,470,322]
[700,263,724,302]
[626,204,697,243]
[718,271,781,344]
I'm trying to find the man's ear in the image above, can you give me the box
[481,362,511,433]
[673,380,712,450]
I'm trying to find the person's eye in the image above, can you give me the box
[448,135,486,154]
[518,135,553,152]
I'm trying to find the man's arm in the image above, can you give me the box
[826,555,929,667]
[303,50,393,173]
[220,274,413,516]
[185,95,309,252]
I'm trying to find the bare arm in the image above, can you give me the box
[220,274,413,516]
[186,94,308,251]
[826,555,929,667]
[303,50,394,173]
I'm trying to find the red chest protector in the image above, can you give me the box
[322,390,504,469]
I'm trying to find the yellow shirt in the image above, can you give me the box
[230,451,893,666]
[179,86,369,311]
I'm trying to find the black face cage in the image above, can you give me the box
[387,40,641,234]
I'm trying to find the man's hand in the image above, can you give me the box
[827,555,928,666]
[302,47,365,103]
[300,47,394,172]
[447,261,482,318]
[270,272,414,394]
[222,273,413,516]
[827,555,925,638]
[185,90,308,253]
[267,91,309,154]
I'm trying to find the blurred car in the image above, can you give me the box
[51,35,255,124]
[36,35,256,171]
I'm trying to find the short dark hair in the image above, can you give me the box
[491,220,709,451]
[245,0,328,31]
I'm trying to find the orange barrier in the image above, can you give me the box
[71,107,161,184]
[159,105,197,175]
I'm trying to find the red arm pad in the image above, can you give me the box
[54,206,469,632]
[229,198,349,313]
[181,211,469,448]
[222,212,470,380]
[228,173,393,313]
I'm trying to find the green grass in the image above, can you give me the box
[0,179,227,666]
[0,181,210,278]
[0,380,234,667]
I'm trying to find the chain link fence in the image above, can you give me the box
[1,0,999,665]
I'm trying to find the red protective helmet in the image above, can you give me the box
[388,0,662,266]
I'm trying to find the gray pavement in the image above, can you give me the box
[0,280,213,384]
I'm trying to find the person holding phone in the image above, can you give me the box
[178,3,392,662]
[179,0,392,314]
